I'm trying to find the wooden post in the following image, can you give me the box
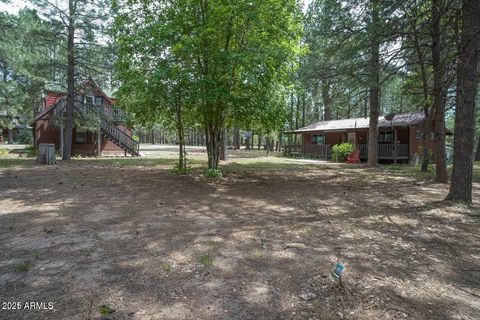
[60,124,64,159]
[393,129,398,164]
[97,126,102,156]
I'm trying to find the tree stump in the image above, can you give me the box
[36,143,57,165]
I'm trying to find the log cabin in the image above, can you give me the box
[285,111,448,163]
[33,80,139,156]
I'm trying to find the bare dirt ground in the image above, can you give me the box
[0,147,479,320]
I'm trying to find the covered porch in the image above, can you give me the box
[285,142,410,162]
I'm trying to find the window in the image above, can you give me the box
[311,134,325,145]
[416,130,422,139]
[75,128,88,143]
[379,131,394,142]
[347,132,356,144]
[84,95,94,104]
[94,96,103,105]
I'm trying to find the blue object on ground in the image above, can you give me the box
[332,262,346,278]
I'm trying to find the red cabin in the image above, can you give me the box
[33,80,139,157]
[285,111,450,163]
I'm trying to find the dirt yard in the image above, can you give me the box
[0,147,479,320]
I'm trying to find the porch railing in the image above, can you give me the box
[285,144,331,159]
[286,142,408,160]
[304,144,331,158]
[358,143,408,158]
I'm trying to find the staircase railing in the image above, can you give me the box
[38,98,138,156]
[80,103,139,156]
[100,120,140,156]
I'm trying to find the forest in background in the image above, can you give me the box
[0,0,479,202]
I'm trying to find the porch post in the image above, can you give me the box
[393,129,398,164]
[97,125,102,157]
[60,124,64,159]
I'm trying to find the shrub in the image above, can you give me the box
[25,145,37,156]
[14,129,33,144]
[172,164,192,175]
[332,143,355,162]
[205,168,223,178]
[14,261,32,272]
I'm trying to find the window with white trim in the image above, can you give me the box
[416,130,422,139]
[84,95,94,104]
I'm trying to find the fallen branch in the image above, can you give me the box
[452,283,480,299]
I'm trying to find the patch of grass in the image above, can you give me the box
[382,164,435,180]
[98,304,115,316]
[305,227,316,238]
[205,168,223,178]
[14,261,32,272]
[199,254,214,267]
[0,148,9,156]
[260,238,268,250]
[172,165,192,175]
[0,158,33,168]
[161,262,173,272]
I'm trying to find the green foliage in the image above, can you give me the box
[25,145,37,156]
[161,262,172,272]
[14,129,33,144]
[0,148,9,156]
[172,164,192,175]
[331,143,354,162]
[114,0,302,170]
[14,261,32,272]
[199,254,214,267]
[98,305,115,316]
[205,169,223,179]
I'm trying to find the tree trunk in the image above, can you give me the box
[205,121,222,170]
[446,0,480,202]
[431,0,447,182]
[151,130,156,144]
[322,81,333,121]
[245,128,253,150]
[176,102,186,170]
[63,0,75,160]
[257,133,262,150]
[7,128,13,144]
[475,136,480,161]
[420,116,430,172]
[219,128,228,161]
[367,0,380,167]
[36,143,56,165]
[233,127,240,150]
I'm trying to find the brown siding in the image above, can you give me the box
[35,119,60,148]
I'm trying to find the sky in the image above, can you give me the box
[2,0,313,16]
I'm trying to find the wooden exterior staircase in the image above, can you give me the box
[45,99,140,156]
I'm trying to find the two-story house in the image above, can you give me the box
[33,80,139,156]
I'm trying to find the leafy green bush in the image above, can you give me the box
[14,129,33,144]
[205,168,223,178]
[172,164,192,175]
[25,145,37,155]
[332,143,355,162]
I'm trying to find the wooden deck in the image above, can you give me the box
[286,143,409,161]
